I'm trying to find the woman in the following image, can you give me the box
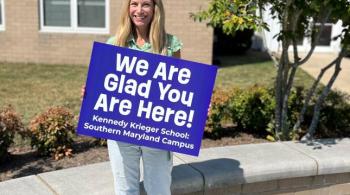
[106,0,182,194]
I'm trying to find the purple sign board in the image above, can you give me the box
[77,42,217,156]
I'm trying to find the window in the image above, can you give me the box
[0,0,4,31]
[297,17,335,47]
[315,24,333,46]
[313,17,334,46]
[78,0,106,28]
[43,0,71,27]
[40,0,109,34]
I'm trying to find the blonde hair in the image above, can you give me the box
[115,0,167,55]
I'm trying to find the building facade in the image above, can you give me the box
[252,5,343,54]
[0,0,213,65]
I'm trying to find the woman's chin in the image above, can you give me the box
[132,21,150,28]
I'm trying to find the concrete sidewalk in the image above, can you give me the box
[1,138,350,195]
[300,53,350,95]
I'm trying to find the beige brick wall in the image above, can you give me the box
[164,0,213,64]
[0,0,213,65]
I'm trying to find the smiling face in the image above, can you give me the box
[129,0,154,30]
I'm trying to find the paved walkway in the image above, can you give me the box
[300,53,350,95]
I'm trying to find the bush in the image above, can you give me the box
[206,86,350,141]
[266,87,305,141]
[29,107,75,160]
[313,90,350,138]
[95,138,107,146]
[228,86,275,135]
[277,88,350,140]
[0,105,25,163]
[205,89,233,138]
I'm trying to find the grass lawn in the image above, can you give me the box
[0,51,316,125]
[214,51,316,89]
[0,63,87,125]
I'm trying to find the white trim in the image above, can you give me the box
[257,6,343,54]
[39,0,110,34]
[105,0,110,34]
[0,0,5,31]
[72,0,77,29]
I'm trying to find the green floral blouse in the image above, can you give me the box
[106,34,182,56]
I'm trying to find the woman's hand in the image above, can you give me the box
[80,85,86,101]
[207,103,211,116]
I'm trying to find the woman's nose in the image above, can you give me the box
[136,4,143,14]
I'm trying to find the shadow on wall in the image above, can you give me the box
[213,28,254,56]
[141,158,244,194]
[298,138,340,150]
[212,27,271,67]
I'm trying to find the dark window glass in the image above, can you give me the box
[78,0,105,28]
[316,25,332,46]
[44,0,71,27]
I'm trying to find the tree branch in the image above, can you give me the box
[293,56,339,132]
[297,9,332,66]
[301,49,347,140]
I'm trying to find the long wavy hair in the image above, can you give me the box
[115,0,167,55]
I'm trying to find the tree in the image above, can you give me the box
[192,0,350,141]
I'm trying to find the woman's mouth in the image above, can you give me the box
[134,15,146,20]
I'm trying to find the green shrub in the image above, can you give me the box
[0,105,25,163]
[287,87,305,123]
[314,90,350,138]
[205,89,233,138]
[266,87,305,141]
[29,107,75,160]
[276,88,350,140]
[228,86,275,135]
[206,86,350,141]
[95,138,107,146]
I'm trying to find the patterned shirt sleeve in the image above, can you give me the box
[167,34,183,56]
[106,36,116,45]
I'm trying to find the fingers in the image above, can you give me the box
[80,85,86,101]
[207,103,211,116]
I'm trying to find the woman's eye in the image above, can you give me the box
[130,2,138,6]
[142,3,151,8]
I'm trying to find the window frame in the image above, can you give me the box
[39,0,109,34]
[0,0,5,31]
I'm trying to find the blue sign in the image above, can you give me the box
[77,42,217,156]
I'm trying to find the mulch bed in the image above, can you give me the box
[0,133,267,182]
